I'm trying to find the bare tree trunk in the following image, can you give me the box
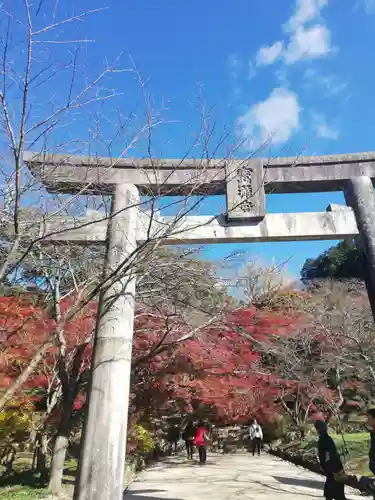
[48,387,78,492]
[48,320,90,492]
[48,386,79,493]
[1,445,16,475]
[48,431,70,493]
[36,432,49,481]
[0,338,52,411]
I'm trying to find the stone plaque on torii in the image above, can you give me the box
[23,150,375,500]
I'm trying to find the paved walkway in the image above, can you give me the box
[124,452,365,500]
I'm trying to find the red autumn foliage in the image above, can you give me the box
[131,306,299,425]
[0,295,316,432]
[0,296,95,407]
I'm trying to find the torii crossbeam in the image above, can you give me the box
[23,150,375,500]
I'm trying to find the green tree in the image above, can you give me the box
[301,240,363,281]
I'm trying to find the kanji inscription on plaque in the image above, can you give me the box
[226,159,265,221]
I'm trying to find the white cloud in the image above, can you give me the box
[228,54,244,101]
[275,67,290,87]
[228,53,241,79]
[360,0,375,14]
[366,0,375,13]
[303,68,348,96]
[312,112,339,139]
[251,0,332,67]
[284,0,328,32]
[284,25,332,64]
[238,88,301,147]
[248,61,256,80]
[256,41,284,66]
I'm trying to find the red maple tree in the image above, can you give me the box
[131,306,299,425]
[0,296,302,431]
[0,295,94,413]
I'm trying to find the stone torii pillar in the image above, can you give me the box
[22,150,375,500]
[73,184,139,500]
[345,176,375,318]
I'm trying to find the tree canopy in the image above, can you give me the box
[1,277,373,492]
[301,240,363,281]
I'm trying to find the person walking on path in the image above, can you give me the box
[193,421,210,465]
[167,424,180,456]
[182,421,195,460]
[314,419,347,500]
[367,406,375,476]
[249,419,263,456]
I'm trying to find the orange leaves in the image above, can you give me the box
[0,295,302,425]
[0,295,95,402]
[130,305,301,424]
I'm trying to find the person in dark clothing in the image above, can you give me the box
[167,424,180,456]
[367,406,375,475]
[182,422,195,459]
[314,419,347,500]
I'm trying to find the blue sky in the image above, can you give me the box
[10,0,375,279]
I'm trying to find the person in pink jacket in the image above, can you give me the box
[193,421,210,464]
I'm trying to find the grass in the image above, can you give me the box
[0,453,77,500]
[280,431,371,477]
[333,432,370,476]
[0,485,47,499]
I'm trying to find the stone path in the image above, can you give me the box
[124,452,366,499]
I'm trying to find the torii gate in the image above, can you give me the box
[23,151,375,500]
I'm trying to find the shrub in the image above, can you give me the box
[134,425,155,455]
[0,400,34,446]
[262,415,286,442]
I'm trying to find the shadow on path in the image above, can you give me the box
[123,488,182,499]
[273,475,361,500]
[147,457,217,470]
[0,470,47,489]
[273,475,324,491]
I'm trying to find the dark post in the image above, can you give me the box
[344,176,375,319]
